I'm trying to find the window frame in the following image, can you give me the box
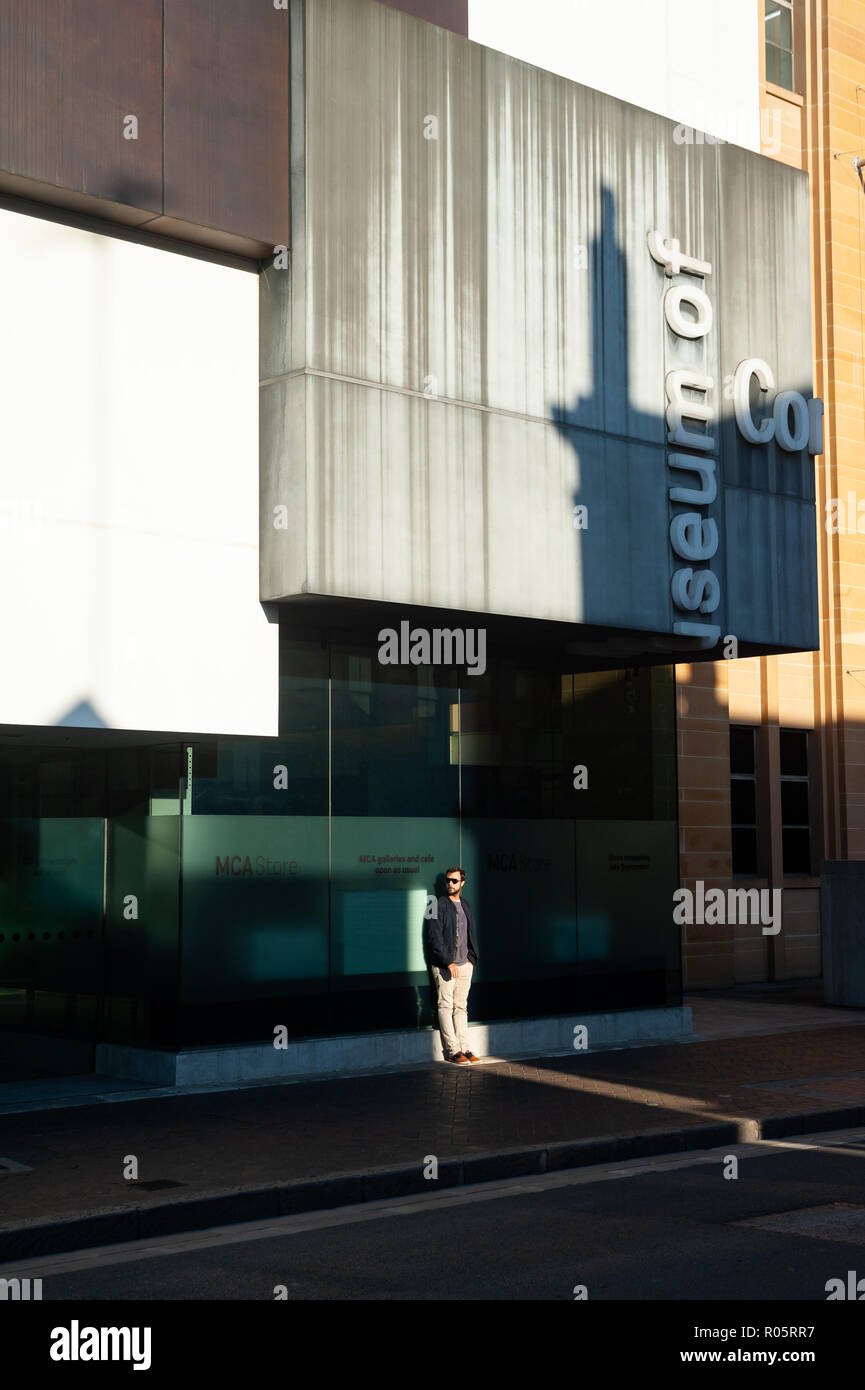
[730,724,762,877]
[762,0,804,98]
[779,727,814,877]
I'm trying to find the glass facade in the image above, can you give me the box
[0,622,680,1065]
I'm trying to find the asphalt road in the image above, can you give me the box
[5,1126,865,1302]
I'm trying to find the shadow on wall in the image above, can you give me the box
[550,184,817,662]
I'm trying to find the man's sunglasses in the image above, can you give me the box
[446,876,462,883]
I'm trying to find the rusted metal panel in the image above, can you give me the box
[163,0,290,249]
[0,0,289,253]
[0,0,162,214]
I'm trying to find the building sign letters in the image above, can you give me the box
[648,231,823,648]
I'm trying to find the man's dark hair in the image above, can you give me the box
[445,866,466,880]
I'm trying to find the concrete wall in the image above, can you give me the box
[0,207,278,735]
[468,0,762,153]
[261,0,818,656]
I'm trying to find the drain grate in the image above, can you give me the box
[736,1203,865,1245]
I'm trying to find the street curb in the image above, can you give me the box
[2,1103,865,1262]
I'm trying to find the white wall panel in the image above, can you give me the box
[469,0,761,152]
[0,208,278,734]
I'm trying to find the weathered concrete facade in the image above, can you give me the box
[261,0,819,657]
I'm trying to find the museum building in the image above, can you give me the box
[0,0,821,1081]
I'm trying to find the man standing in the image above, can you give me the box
[428,866,480,1064]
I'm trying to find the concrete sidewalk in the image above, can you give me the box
[1,989,864,1261]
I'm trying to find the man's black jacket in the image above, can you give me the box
[427,895,479,978]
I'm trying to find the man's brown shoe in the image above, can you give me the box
[451,1052,469,1063]
[463,1051,480,1062]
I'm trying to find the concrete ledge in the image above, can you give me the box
[4,1105,864,1263]
[95,1006,693,1086]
